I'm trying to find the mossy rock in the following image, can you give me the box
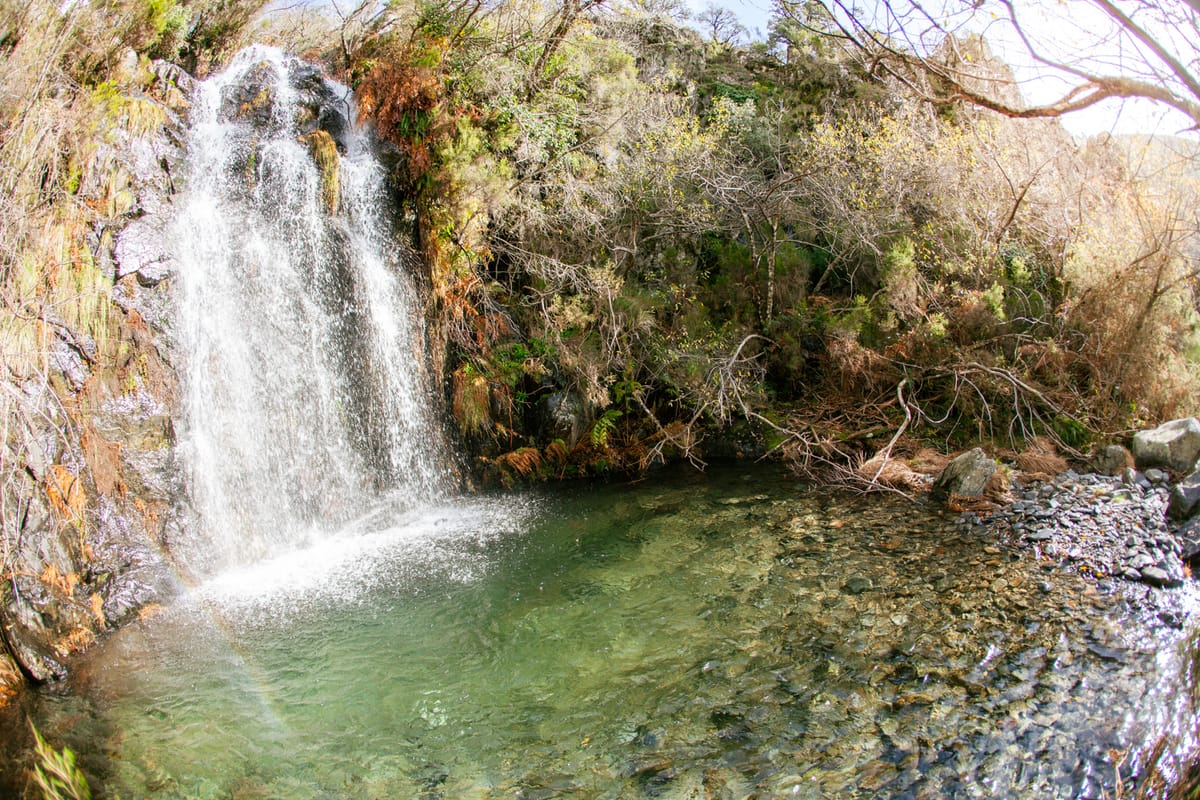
[301,130,340,214]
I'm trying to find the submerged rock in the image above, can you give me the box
[842,576,873,595]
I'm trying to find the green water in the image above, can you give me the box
[4,467,1199,798]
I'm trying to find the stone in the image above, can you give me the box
[542,391,585,447]
[1140,566,1181,588]
[115,216,177,286]
[1093,444,1133,476]
[1145,468,1169,484]
[1131,417,1200,472]
[931,448,996,499]
[1176,516,1200,563]
[1129,553,1154,570]
[843,576,873,594]
[1167,470,1200,520]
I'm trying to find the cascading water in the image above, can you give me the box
[171,46,450,577]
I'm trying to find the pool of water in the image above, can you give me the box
[4,466,1199,798]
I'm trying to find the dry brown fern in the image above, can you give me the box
[497,447,543,477]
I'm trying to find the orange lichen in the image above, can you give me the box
[46,464,87,525]
[40,563,79,596]
[90,592,106,627]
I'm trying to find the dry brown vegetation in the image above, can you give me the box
[336,0,1199,488]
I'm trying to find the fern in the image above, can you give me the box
[498,447,543,477]
[590,409,622,449]
[544,439,569,462]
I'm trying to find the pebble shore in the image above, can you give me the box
[959,470,1193,590]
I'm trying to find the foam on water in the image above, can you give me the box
[195,495,537,621]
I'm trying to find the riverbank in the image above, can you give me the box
[963,471,1188,589]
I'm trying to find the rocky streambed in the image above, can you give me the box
[942,418,1200,604]
[961,470,1190,591]
[3,465,1200,799]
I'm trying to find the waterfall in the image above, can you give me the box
[171,46,449,577]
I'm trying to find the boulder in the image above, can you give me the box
[0,608,66,683]
[1176,516,1200,563]
[1141,565,1184,588]
[1169,470,1200,521]
[542,392,585,447]
[1132,417,1200,472]
[1093,444,1133,476]
[931,448,996,499]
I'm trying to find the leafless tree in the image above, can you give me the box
[775,0,1200,131]
[696,3,746,47]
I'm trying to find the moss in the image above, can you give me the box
[301,130,340,214]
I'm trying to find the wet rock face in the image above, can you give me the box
[1,66,189,689]
[1132,417,1200,473]
[115,216,177,287]
[289,61,351,147]
[542,392,586,447]
[219,59,351,150]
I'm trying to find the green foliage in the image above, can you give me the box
[591,409,623,449]
[1052,415,1089,450]
[139,0,190,59]
[29,722,91,800]
[706,80,758,106]
[312,0,1200,471]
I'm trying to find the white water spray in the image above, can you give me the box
[172,47,449,576]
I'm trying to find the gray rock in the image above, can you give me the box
[843,576,873,594]
[931,448,996,499]
[1132,417,1200,472]
[115,216,177,286]
[0,606,66,683]
[1129,553,1154,570]
[151,59,196,94]
[1176,516,1200,562]
[1093,444,1133,475]
[1145,468,1170,484]
[1140,566,1182,588]
[1168,470,1200,520]
[542,392,586,447]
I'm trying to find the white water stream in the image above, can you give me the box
[171,47,450,578]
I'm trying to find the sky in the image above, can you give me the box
[683,0,1197,139]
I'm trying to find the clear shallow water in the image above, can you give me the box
[4,467,1200,799]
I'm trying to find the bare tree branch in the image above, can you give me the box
[777,0,1200,130]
